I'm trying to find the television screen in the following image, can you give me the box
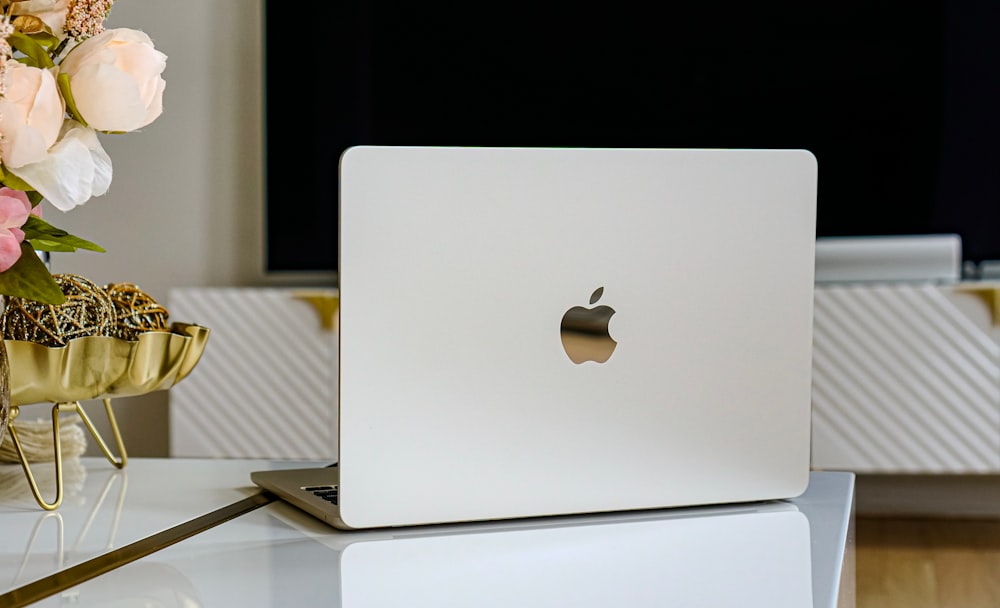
[264,1,1000,276]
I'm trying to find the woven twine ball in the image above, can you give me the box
[2,274,116,346]
[105,282,170,340]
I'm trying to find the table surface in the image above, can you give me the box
[0,458,854,607]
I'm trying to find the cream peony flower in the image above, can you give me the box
[0,62,65,169]
[58,28,167,133]
[10,0,71,40]
[9,120,112,212]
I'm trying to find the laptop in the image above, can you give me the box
[252,146,818,530]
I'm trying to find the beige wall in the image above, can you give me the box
[20,0,279,457]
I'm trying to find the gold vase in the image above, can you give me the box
[0,299,7,447]
[0,337,8,449]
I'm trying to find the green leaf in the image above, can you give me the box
[22,216,105,253]
[28,239,76,253]
[1,172,35,193]
[8,32,55,69]
[26,31,60,52]
[0,242,65,305]
[57,73,87,126]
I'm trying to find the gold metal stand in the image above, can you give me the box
[8,399,128,510]
[2,323,208,510]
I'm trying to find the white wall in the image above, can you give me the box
[19,0,276,457]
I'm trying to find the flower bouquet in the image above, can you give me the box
[0,1,190,510]
[0,0,166,304]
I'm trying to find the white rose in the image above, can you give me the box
[59,28,167,132]
[11,0,70,39]
[9,121,113,212]
[0,62,65,169]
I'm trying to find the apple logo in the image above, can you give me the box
[560,287,617,364]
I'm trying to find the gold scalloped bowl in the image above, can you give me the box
[5,323,210,406]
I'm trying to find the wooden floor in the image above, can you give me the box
[855,517,1000,608]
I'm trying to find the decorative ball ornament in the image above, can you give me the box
[105,282,169,339]
[2,274,116,345]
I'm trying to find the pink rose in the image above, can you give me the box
[0,188,32,272]
[59,28,167,132]
[0,62,65,169]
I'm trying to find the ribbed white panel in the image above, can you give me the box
[166,288,339,459]
[812,284,1000,473]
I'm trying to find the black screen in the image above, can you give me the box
[264,1,1000,274]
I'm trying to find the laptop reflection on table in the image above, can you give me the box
[262,498,813,607]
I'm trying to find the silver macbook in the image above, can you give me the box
[252,146,818,530]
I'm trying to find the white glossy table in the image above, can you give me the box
[0,458,854,607]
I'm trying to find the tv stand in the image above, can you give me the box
[811,279,1000,474]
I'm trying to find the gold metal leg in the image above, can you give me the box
[74,399,128,469]
[8,404,66,511]
[9,399,129,510]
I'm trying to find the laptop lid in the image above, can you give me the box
[336,146,817,529]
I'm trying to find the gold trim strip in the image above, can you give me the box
[0,491,276,607]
